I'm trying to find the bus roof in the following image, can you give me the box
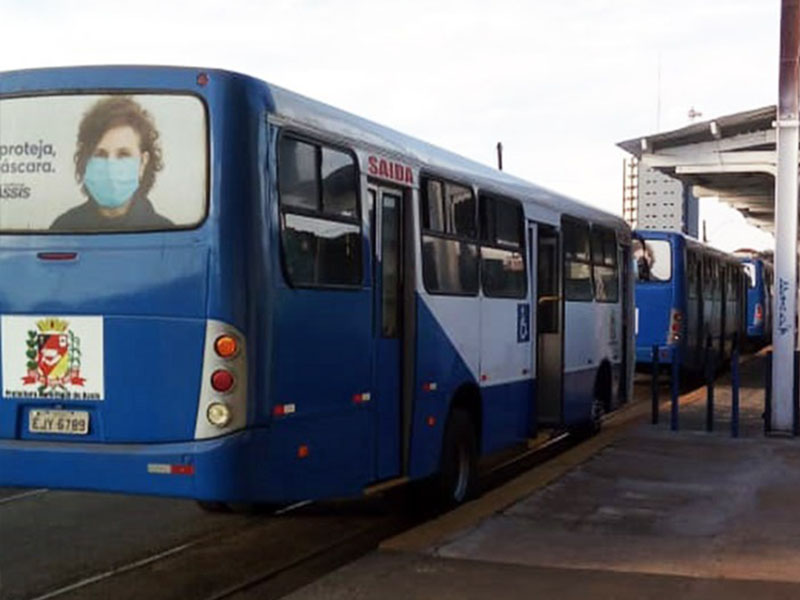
[267,83,629,236]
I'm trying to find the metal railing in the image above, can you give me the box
[651,333,741,437]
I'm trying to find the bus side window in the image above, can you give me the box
[562,218,593,301]
[420,177,479,295]
[278,135,362,288]
[687,252,697,299]
[479,194,526,298]
[590,226,618,303]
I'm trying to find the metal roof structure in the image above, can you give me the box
[618,106,780,235]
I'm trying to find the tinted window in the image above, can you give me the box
[381,193,401,337]
[563,219,592,301]
[321,147,357,218]
[688,253,699,299]
[281,214,361,286]
[279,138,318,212]
[421,177,478,296]
[591,229,605,265]
[447,183,476,238]
[564,220,590,262]
[591,227,618,302]
[422,235,479,295]
[423,180,445,231]
[565,261,593,301]
[422,178,476,238]
[602,231,617,266]
[480,195,526,298]
[482,246,526,298]
[594,266,618,302]
[278,135,361,288]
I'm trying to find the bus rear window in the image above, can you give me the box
[0,94,207,233]
[634,239,671,282]
[743,263,757,288]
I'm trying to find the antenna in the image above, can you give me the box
[496,142,503,171]
[657,52,662,131]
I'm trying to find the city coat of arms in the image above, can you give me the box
[22,318,85,393]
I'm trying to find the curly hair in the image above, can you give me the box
[74,96,163,197]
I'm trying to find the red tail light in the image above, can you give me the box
[754,303,764,324]
[668,309,683,343]
[211,369,235,393]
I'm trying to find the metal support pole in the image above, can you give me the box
[705,334,714,432]
[794,350,800,436]
[670,347,680,431]
[773,0,800,433]
[731,334,740,438]
[651,344,659,425]
[765,350,773,434]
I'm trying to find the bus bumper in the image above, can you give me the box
[0,431,255,501]
[0,428,333,503]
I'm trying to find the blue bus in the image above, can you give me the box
[634,231,746,371]
[739,255,773,347]
[0,66,634,508]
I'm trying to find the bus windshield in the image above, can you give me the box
[0,94,207,233]
[634,239,671,282]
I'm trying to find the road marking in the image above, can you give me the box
[273,499,313,515]
[0,488,47,505]
[28,541,197,600]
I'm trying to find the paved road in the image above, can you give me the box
[0,379,659,600]
[0,486,413,600]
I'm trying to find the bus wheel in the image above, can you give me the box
[196,500,230,513]
[435,409,479,508]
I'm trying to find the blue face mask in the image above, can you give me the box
[83,157,141,208]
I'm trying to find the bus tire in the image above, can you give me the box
[434,408,479,508]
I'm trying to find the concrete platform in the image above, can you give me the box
[284,353,800,599]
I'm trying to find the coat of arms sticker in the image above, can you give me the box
[2,315,104,400]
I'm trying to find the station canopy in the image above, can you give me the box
[618,106,782,236]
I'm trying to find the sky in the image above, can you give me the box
[0,0,780,250]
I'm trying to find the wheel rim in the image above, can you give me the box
[453,442,470,502]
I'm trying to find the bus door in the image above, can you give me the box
[533,224,563,425]
[369,184,404,479]
[619,242,631,404]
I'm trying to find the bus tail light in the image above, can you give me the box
[214,335,239,358]
[668,309,683,343]
[207,402,232,428]
[754,303,764,324]
[194,321,247,440]
[211,369,235,393]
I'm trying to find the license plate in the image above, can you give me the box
[29,409,89,435]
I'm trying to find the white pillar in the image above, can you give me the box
[772,120,799,433]
[772,0,800,433]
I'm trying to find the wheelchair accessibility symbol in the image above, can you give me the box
[517,303,530,343]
